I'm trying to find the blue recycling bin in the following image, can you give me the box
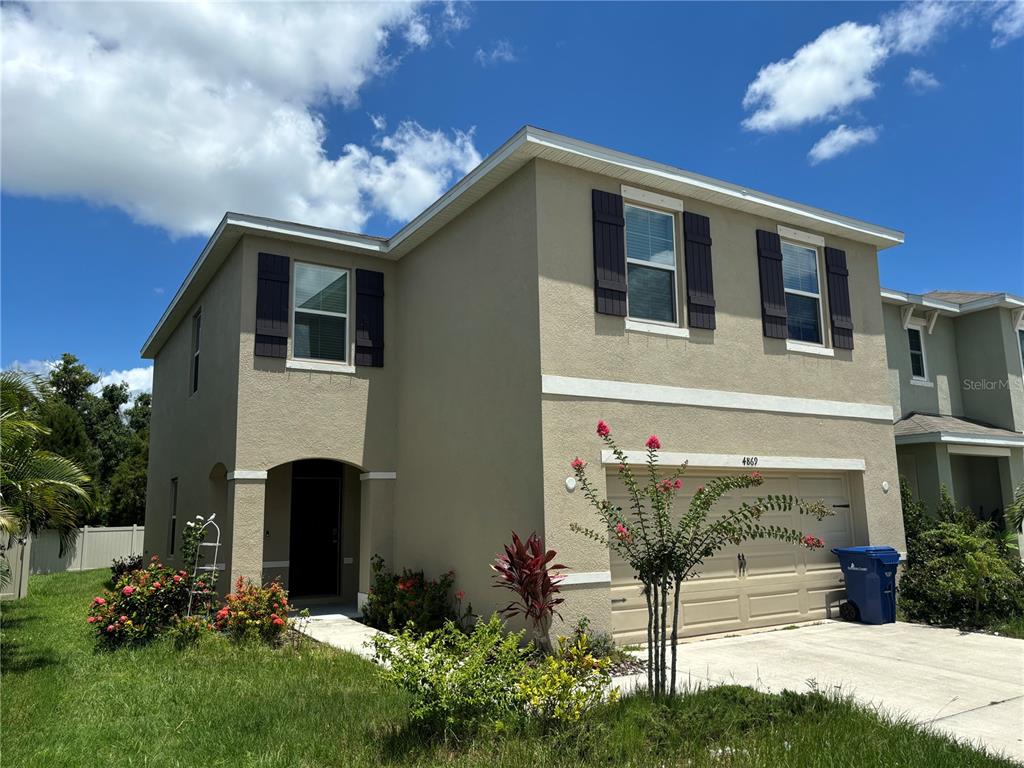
[831,546,900,624]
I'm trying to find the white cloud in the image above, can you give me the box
[7,359,56,376]
[880,1,960,54]
[991,0,1024,47]
[742,22,886,132]
[94,366,154,398]
[808,125,881,165]
[474,40,517,66]
[905,68,941,92]
[442,1,472,33]
[369,113,388,132]
[1,3,476,237]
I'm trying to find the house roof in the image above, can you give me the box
[142,125,906,358]
[880,287,1024,316]
[894,413,1024,447]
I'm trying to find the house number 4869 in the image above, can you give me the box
[741,457,759,466]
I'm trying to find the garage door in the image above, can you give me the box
[610,470,854,645]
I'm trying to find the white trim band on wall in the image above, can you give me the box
[541,375,894,423]
[360,472,397,481]
[602,450,866,472]
[227,470,268,481]
[561,571,612,586]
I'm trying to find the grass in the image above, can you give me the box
[989,614,1024,639]
[1,570,1016,768]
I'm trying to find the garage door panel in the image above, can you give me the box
[611,469,855,643]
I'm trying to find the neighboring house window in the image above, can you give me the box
[190,310,202,394]
[168,478,178,555]
[292,262,349,362]
[625,204,677,324]
[907,327,927,380]
[781,241,823,344]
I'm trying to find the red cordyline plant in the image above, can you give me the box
[491,531,567,654]
[571,420,831,698]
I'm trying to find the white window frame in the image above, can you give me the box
[906,318,930,383]
[189,309,202,395]
[780,239,828,348]
[289,260,353,370]
[623,201,681,328]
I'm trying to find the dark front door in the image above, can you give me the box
[289,460,343,597]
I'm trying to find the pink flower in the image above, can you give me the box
[150,555,159,562]
[673,478,683,490]
[272,617,285,627]
[87,616,97,624]
[571,457,585,471]
[172,575,182,583]
[618,463,626,472]
[645,435,661,450]
[596,420,610,438]
[152,582,161,589]
[106,625,116,633]
[456,590,465,601]
[750,471,763,482]
[615,523,632,543]
[119,615,128,623]
[801,535,825,550]
[93,597,106,606]
[121,586,135,596]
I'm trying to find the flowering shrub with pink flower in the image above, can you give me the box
[570,420,832,697]
[214,577,292,644]
[87,555,216,648]
[362,555,468,634]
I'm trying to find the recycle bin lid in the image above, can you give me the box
[831,545,900,557]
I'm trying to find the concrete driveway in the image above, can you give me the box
[615,621,1024,763]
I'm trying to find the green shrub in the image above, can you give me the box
[362,555,463,634]
[169,614,213,650]
[519,633,617,725]
[109,553,144,581]
[899,522,1024,629]
[214,577,291,645]
[88,555,216,647]
[372,614,531,739]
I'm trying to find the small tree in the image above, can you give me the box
[570,420,830,697]
[491,531,566,654]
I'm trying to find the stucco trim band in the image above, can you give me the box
[561,571,612,586]
[360,472,397,481]
[601,450,867,472]
[262,560,290,568]
[542,375,894,422]
[227,470,268,481]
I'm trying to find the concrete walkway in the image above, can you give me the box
[298,606,386,659]
[613,620,1024,763]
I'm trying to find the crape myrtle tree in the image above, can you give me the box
[570,420,831,697]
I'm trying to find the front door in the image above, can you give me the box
[289,460,343,597]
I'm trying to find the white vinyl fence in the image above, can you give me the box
[30,525,145,575]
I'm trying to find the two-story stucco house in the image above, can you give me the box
[142,126,908,643]
[882,288,1024,525]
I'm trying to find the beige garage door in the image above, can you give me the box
[610,470,854,645]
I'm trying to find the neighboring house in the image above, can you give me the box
[142,126,907,643]
[881,289,1024,523]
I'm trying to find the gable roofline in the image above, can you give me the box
[881,287,1024,316]
[142,125,905,358]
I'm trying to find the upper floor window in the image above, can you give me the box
[907,326,927,380]
[293,262,349,363]
[625,204,677,324]
[781,241,823,344]
[189,310,202,394]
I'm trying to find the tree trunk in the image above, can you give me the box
[660,573,669,696]
[645,582,654,694]
[670,576,682,696]
[650,578,660,696]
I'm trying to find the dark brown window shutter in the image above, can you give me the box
[355,269,384,367]
[255,252,289,358]
[683,212,715,330]
[592,189,627,316]
[825,247,854,350]
[756,230,788,339]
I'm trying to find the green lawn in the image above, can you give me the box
[1,570,1015,768]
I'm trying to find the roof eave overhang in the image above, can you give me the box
[895,431,1024,448]
[881,289,1024,316]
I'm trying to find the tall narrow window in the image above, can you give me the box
[190,310,202,394]
[293,263,349,362]
[781,242,823,344]
[168,478,179,555]
[907,327,927,380]
[624,204,678,324]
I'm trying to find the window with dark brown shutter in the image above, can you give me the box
[756,230,788,339]
[592,189,627,316]
[825,247,854,350]
[683,211,715,330]
[355,269,384,367]
[255,252,289,358]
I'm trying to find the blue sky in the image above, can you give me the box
[2,1,1022,389]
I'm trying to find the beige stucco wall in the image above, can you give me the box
[956,307,1024,432]
[392,162,544,619]
[144,242,243,570]
[532,159,903,637]
[883,305,963,419]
